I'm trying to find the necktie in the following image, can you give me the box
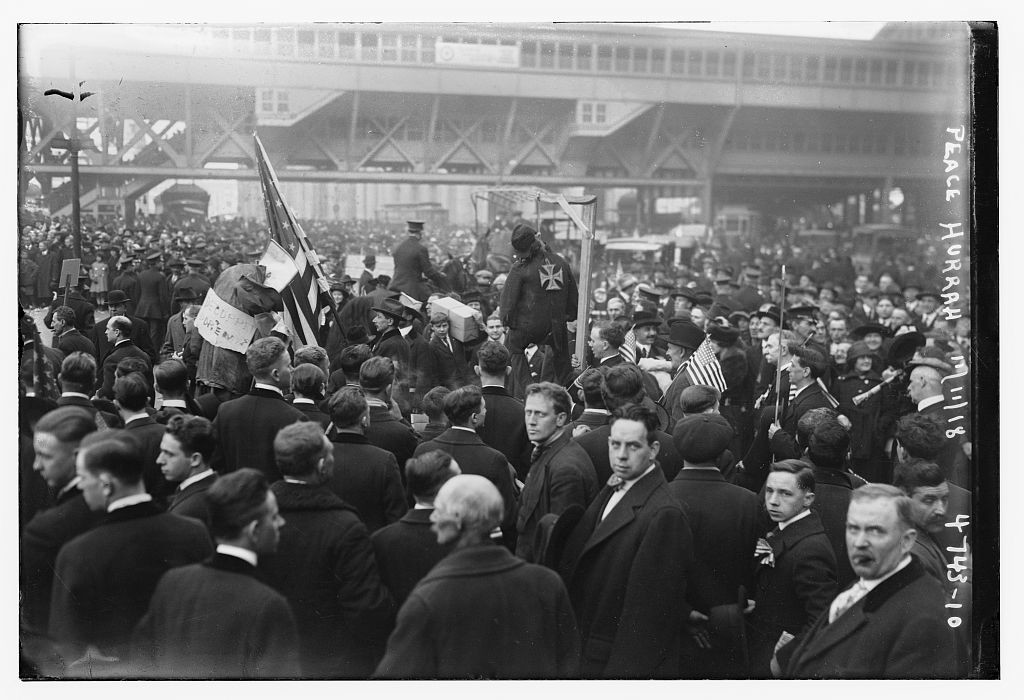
[606,474,626,491]
[636,346,646,360]
[829,582,867,623]
[530,444,543,465]
[766,525,781,539]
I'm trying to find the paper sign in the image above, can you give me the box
[195,288,258,354]
[259,240,299,292]
[58,258,81,289]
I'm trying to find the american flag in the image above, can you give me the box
[620,327,637,364]
[254,134,330,348]
[682,336,728,393]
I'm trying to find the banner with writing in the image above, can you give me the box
[195,288,258,354]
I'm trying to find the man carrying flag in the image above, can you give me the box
[660,320,710,428]
[254,134,336,349]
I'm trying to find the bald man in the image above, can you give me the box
[375,475,580,679]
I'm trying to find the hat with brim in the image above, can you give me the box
[751,304,781,325]
[787,304,820,320]
[906,354,954,376]
[850,323,893,340]
[145,252,162,262]
[666,320,705,351]
[916,290,941,301]
[632,310,661,329]
[173,287,199,302]
[888,331,926,366]
[371,299,407,323]
[846,340,882,365]
[407,220,425,234]
[106,289,131,305]
[168,258,185,268]
[670,289,699,304]
[185,258,204,267]
[708,324,740,346]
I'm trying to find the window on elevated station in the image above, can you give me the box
[577,44,593,71]
[298,30,315,59]
[362,33,380,62]
[741,53,754,78]
[382,34,398,62]
[788,55,804,82]
[615,46,630,72]
[651,48,665,74]
[317,31,335,58]
[884,59,899,85]
[772,54,787,81]
[839,57,852,83]
[255,28,271,56]
[722,51,736,77]
[823,57,837,82]
[687,50,703,77]
[521,41,537,68]
[598,45,614,72]
[671,49,686,75]
[756,54,770,80]
[854,58,867,83]
[337,32,356,60]
[915,61,931,87]
[420,37,435,63]
[706,50,720,77]
[540,42,556,69]
[401,35,418,62]
[277,29,295,57]
[806,55,820,82]
[902,60,917,86]
[559,43,574,70]
[633,47,648,73]
[869,59,883,84]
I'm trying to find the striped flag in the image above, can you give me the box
[682,336,728,393]
[620,327,637,364]
[254,134,330,348]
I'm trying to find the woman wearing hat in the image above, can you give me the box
[835,341,898,483]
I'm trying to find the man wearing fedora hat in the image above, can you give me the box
[499,223,579,397]
[370,298,412,409]
[90,289,158,365]
[708,323,754,458]
[389,221,449,302]
[111,256,141,316]
[661,320,708,428]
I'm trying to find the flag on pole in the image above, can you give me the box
[682,336,729,393]
[254,134,330,347]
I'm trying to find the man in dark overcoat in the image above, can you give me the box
[499,224,579,394]
[136,252,171,354]
[777,484,957,678]
[132,469,299,679]
[668,414,760,678]
[375,475,580,679]
[97,316,152,400]
[474,341,532,481]
[516,383,598,563]
[388,220,449,301]
[746,460,837,677]
[326,387,407,534]
[415,385,519,546]
[371,450,459,608]
[211,337,309,480]
[260,423,395,678]
[358,357,420,476]
[49,433,212,676]
[91,289,158,365]
[558,403,693,678]
[44,271,95,334]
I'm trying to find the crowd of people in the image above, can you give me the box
[19,210,974,680]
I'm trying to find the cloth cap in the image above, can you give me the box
[673,414,734,462]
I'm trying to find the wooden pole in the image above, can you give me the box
[573,202,596,366]
[773,265,787,420]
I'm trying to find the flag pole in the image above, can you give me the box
[773,265,787,421]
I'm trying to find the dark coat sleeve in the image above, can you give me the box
[605,505,692,678]
[790,540,838,635]
[380,455,408,529]
[374,593,436,678]
[331,519,396,644]
[548,448,596,513]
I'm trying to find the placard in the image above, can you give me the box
[195,287,258,354]
[58,258,81,290]
[258,240,299,292]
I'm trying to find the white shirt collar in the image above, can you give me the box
[582,408,610,415]
[793,382,814,399]
[216,543,258,567]
[451,425,476,434]
[161,399,188,408]
[481,382,506,388]
[413,503,433,510]
[61,391,91,399]
[778,508,812,531]
[621,462,658,490]
[179,469,215,491]
[292,397,315,405]
[399,325,412,337]
[917,395,944,411]
[254,382,284,396]
[860,554,913,590]
[58,475,82,499]
[124,412,150,424]
[114,338,131,347]
[107,493,153,513]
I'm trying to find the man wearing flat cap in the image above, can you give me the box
[904,357,969,489]
[499,223,579,397]
[389,221,449,301]
[668,414,760,678]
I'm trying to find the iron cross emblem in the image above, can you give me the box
[539,263,563,291]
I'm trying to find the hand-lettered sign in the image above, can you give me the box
[195,288,258,354]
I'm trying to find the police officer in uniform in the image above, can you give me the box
[389,221,449,302]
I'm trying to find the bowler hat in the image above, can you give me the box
[363,254,376,266]
[185,258,204,267]
[511,224,538,253]
[673,414,734,462]
[107,289,131,305]
[666,320,705,351]
[407,220,425,234]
